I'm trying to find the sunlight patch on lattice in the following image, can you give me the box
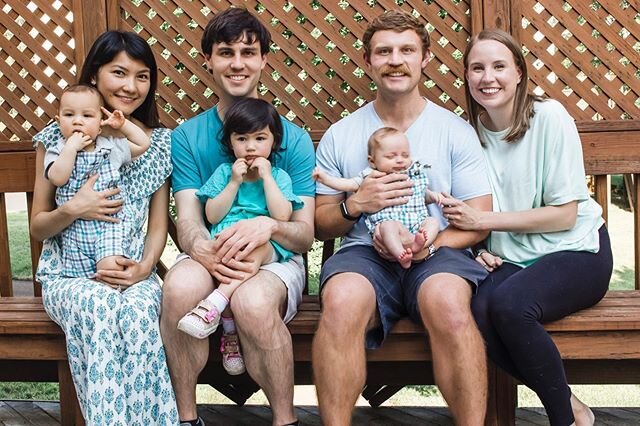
[114,0,473,129]
[0,0,76,141]
[521,0,640,120]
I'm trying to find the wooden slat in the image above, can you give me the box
[0,194,11,297]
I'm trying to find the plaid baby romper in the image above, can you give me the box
[365,161,432,234]
[54,138,128,278]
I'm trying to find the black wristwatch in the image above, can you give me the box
[339,200,361,221]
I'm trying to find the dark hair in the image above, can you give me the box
[59,84,103,109]
[463,29,543,143]
[363,10,430,59]
[201,8,271,58]
[221,98,283,160]
[78,30,160,128]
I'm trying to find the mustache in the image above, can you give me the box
[381,66,411,76]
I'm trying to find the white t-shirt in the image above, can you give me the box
[479,99,603,267]
[316,100,491,249]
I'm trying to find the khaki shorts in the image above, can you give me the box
[175,253,305,323]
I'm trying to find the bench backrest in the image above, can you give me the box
[0,120,639,297]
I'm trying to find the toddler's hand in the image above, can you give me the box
[250,157,272,178]
[67,132,93,151]
[231,158,248,183]
[101,107,126,130]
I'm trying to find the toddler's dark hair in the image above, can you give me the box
[221,98,283,160]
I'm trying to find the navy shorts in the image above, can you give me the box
[319,244,488,349]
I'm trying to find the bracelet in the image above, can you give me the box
[339,200,361,221]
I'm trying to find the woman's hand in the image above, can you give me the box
[95,256,152,289]
[475,250,503,272]
[441,193,487,231]
[64,174,123,222]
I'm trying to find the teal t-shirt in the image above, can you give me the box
[195,163,304,261]
[479,99,604,267]
[171,106,316,197]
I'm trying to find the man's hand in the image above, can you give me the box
[350,171,413,216]
[212,216,276,263]
[190,237,259,283]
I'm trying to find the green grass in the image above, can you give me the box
[0,382,59,400]
[7,211,33,280]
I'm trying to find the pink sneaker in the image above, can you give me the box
[177,299,221,339]
[220,331,245,375]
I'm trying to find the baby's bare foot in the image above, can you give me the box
[410,228,428,254]
[398,248,413,269]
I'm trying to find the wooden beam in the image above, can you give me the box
[72,0,108,74]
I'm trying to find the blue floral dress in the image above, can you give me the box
[33,123,179,426]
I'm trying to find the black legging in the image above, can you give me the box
[472,226,613,425]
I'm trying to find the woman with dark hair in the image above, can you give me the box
[30,30,178,424]
[442,29,612,425]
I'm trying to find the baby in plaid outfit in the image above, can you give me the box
[314,127,442,268]
[45,84,150,278]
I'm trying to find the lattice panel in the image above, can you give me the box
[0,0,77,141]
[119,0,473,131]
[520,0,640,120]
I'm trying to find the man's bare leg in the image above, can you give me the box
[417,273,487,426]
[231,270,296,426]
[160,259,215,422]
[312,273,378,425]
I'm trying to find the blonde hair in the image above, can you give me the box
[363,10,430,60]
[463,29,544,144]
[367,127,403,156]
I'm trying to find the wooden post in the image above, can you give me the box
[635,173,640,290]
[106,0,121,30]
[72,0,108,74]
[58,360,85,426]
[0,193,12,297]
[486,361,517,426]
[481,0,512,32]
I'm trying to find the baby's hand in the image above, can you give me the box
[67,132,93,151]
[426,189,444,206]
[250,157,272,178]
[101,107,126,130]
[231,158,248,183]
[312,166,326,182]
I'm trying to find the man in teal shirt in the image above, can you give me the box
[162,8,315,426]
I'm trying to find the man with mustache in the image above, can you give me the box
[312,10,492,425]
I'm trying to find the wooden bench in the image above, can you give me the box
[0,120,639,425]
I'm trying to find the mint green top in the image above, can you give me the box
[478,99,604,267]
